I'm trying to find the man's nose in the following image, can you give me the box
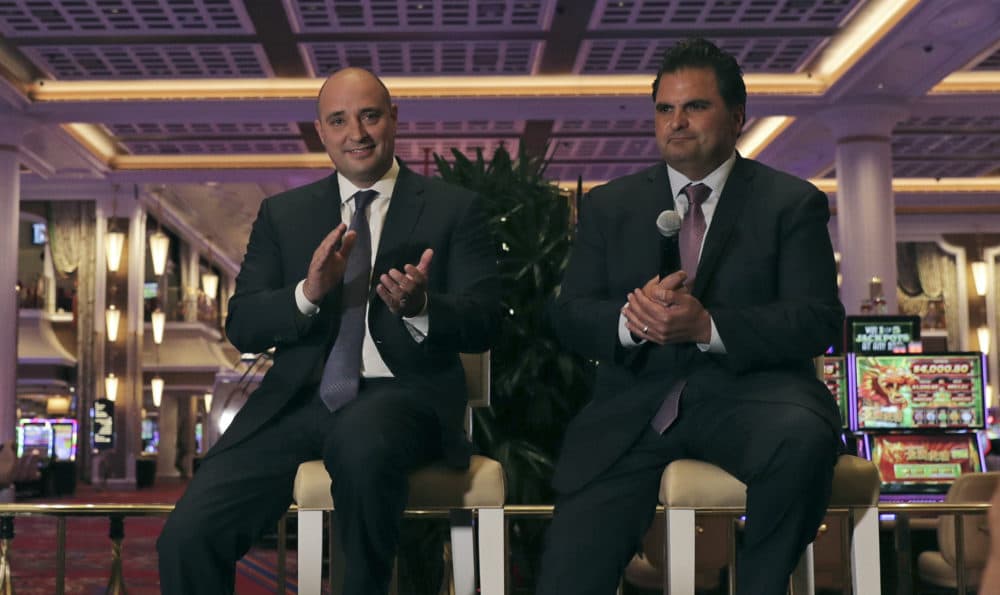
[346,118,367,140]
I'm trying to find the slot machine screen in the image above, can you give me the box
[865,433,985,493]
[50,419,78,461]
[845,315,920,354]
[851,353,986,430]
[17,420,53,458]
[141,418,159,454]
[823,355,849,427]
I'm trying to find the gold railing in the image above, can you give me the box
[0,502,991,594]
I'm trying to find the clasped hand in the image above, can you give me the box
[302,225,432,318]
[622,270,711,345]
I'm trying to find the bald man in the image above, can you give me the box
[157,68,501,595]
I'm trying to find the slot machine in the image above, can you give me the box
[850,352,989,503]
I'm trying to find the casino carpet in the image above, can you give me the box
[10,477,306,594]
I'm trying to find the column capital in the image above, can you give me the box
[820,102,908,141]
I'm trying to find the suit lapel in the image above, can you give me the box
[692,157,754,296]
[313,174,344,311]
[372,164,424,279]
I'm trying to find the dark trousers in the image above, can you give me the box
[157,379,442,595]
[537,391,839,595]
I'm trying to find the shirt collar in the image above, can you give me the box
[337,157,400,205]
[666,151,737,205]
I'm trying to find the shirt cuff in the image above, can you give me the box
[402,293,429,342]
[618,310,644,348]
[295,280,320,316]
[697,316,726,353]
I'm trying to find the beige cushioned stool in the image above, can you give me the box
[917,471,1000,592]
[293,352,506,595]
[660,454,881,595]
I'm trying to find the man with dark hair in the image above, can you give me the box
[537,39,844,594]
[157,68,500,595]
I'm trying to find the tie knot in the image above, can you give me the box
[683,183,710,207]
[353,189,378,212]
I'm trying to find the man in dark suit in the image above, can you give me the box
[157,68,500,595]
[537,39,844,595]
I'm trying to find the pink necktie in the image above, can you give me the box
[650,183,711,433]
[678,183,710,287]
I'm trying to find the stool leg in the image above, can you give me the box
[664,508,696,595]
[851,506,881,595]
[298,509,324,595]
[789,543,815,595]
[477,508,505,595]
[450,509,476,595]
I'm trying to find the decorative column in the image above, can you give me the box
[823,104,906,315]
[179,243,200,322]
[155,398,180,478]
[0,118,33,500]
[98,197,146,486]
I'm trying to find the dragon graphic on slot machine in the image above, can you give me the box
[861,362,919,405]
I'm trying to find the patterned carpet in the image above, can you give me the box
[10,477,300,594]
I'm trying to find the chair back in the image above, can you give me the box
[460,352,490,408]
[938,471,1000,569]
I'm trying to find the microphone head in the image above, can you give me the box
[656,210,682,238]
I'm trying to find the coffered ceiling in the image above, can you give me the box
[2,0,999,273]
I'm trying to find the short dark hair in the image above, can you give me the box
[651,38,746,111]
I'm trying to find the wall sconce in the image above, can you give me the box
[105,373,119,402]
[972,261,988,297]
[204,392,213,413]
[151,309,165,345]
[149,230,170,277]
[105,231,125,272]
[978,326,991,356]
[105,305,121,342]
[201,272,219,301]
[151,376,164,407]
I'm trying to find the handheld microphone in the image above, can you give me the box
[656,210,682,279]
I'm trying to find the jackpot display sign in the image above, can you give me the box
[868,434,984,489]
[853,354,986,430]
[823,356,849,427]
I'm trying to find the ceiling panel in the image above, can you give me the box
[0,0,254,36]
[106,122,301,137]
[576,36,822,74]
[21,44,271,78]
[123,139,309,155]
[286,0,555,31]
[301,40,541,76]
[588,0,862,29]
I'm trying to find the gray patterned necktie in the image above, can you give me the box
[650,183,711,433]
[319,189,378,412]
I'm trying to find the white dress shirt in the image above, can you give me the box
[294,158,429,377]
[618,152,737,353]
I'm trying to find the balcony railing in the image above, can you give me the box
[0,502,990,594]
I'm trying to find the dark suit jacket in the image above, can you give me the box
[208,163,501,468]
[550,157,844,493]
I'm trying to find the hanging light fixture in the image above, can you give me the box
[105,305,121,342]
[978,326,991,356]
[151,308,166,344]
[201,272,219,301]
[106,231,125,272]
[149,230,170,276]
[151,376,164,407]
[204,392,213,413]
[972,261,988,297]
[105,373,119,402]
